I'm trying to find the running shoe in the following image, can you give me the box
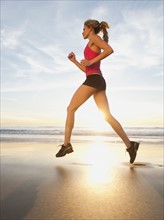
[127,141,140,164]
[56,143,73,157]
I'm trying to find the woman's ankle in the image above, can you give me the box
[126,140,131,149]
[64,142,70,146]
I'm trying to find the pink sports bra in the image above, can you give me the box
[84,44,102,77]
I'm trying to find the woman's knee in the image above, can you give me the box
[104,113,114,123]
[67,104,77,114]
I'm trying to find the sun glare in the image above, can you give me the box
[84,142,117,185]
[82,109,109,132]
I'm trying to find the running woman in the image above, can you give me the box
[56,19,139,163]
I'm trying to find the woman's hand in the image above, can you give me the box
[80,59,91,67]
[68,52,76,62]
[68,52,86,72]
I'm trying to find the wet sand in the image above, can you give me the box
[1,142,163,220]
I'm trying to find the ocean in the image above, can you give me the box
[0,126,163,145]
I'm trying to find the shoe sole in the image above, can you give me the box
[130,143,140,163]
[135,143,140,151]
[66,148,74,154]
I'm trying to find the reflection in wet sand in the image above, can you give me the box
[1,141,163,220]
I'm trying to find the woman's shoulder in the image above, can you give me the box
[89,35,103,51]
[90,35,104,47]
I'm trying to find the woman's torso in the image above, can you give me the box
[84,43,102,77]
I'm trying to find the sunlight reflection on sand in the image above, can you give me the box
[1,141,163,220]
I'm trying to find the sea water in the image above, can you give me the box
[0,126,163,145]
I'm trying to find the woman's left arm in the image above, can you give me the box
[81,35,114,67]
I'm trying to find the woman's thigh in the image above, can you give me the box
[68,85,97,111]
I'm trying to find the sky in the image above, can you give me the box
[1,0,163,128]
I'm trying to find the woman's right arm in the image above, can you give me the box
[68,52,86,73]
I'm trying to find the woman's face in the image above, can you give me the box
[82,25,92,39]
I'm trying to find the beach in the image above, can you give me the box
[1,132,163,220]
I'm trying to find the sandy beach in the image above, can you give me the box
[1,141,163,220]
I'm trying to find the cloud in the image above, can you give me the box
[110,86,163,92]
[1,28,24,49]
[1,27,76,79]
[110,5,163,70]
[90,5,109,20]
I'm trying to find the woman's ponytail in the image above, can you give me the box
[100,21,109,43]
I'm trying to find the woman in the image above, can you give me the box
[56,19,139,164]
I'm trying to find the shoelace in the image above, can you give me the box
[57,144,63,148]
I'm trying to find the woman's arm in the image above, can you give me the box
[81,35,114,67]
[68,52,86,73]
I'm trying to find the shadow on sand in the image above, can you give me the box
[1,178,42,220]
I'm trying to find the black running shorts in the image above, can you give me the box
[82,74,106,91]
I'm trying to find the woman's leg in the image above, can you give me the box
[64,85,97,146]
[93,90,131,148]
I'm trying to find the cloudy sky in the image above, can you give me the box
[1,0,163,127]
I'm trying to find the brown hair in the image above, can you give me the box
[84,19,109,43]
